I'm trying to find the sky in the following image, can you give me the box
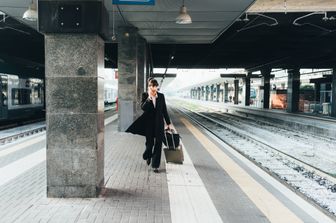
[102,68,246,93]
[102,68,331,92]
[154,68,245,92]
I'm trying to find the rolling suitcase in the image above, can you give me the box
[163,129,184,164]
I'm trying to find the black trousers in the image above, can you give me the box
[144,135,162,168]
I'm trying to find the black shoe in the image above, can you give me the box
[146,158,151,166]
[153,168,159,173]
[143,152,148,160]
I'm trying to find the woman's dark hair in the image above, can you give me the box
[148,78,159,87]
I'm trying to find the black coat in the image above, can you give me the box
[126,92,171,141]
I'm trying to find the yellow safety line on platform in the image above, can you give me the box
[180,117,303,223]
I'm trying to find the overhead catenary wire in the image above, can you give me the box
[159,51,175,89]
[237,13,278,32]
[116,4,128,25]
[192,1,284,69]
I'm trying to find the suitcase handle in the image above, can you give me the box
[164,128,176,149]
[165,127,176,133]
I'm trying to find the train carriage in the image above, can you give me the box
[0,74,45,124]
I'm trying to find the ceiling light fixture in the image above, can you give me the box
[293,11,336,32]
[23,0,38,21]
[237,13,278,32]
[176,0,192,24]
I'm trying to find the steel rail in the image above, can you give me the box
[0,126,46,145]
[175,106,336,184]
[173,104,336,219]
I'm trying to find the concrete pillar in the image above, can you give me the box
[45,34,104,198]
[136,36,146,117]
[331,68,336,117]
[286,68,300,113]
[245,75,251,106]
[224,82,229,102]
[216,84,220,102]
[261,68,271,109]
[118,26,138,131]
[234,79,239,104]
[145,44,150,81]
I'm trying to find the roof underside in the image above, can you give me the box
[105,12,336,70]
[1,1,336,72]
[112,0,255,44]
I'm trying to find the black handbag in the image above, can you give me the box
[163,128,180,149]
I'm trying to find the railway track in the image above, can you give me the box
[174,105,336,218]
[204,112,336,176]
[0,126,46,145]
[0,118,46,131]
[0,108,117,146]
[213,110,336,144]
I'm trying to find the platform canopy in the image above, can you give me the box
[1,0,336,70]
[0,0,255,44]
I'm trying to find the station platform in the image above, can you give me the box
[181,98,336,138]
[0,109,334,223]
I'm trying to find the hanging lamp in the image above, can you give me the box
[176,0,192,24]
[23,0,38,21]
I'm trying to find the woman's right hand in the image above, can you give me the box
[147,88,152,99]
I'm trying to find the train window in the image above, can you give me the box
[31,84,42,104]
[11,88,32,105]
[250,88,257,99]
[0,75,8,106]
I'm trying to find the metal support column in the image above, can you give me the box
[234,79,239,105]
[224,82,229,102]
[197,87,201,100]
[287,68,300,113]
[245,75,251,106]
[210,84,214,101]
[261,68,271,109]
[216,84,220,102]
[201,86,205,100]
[314,83,320,113]
[331,68,336,117]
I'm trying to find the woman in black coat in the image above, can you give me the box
[126,78,172,173]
